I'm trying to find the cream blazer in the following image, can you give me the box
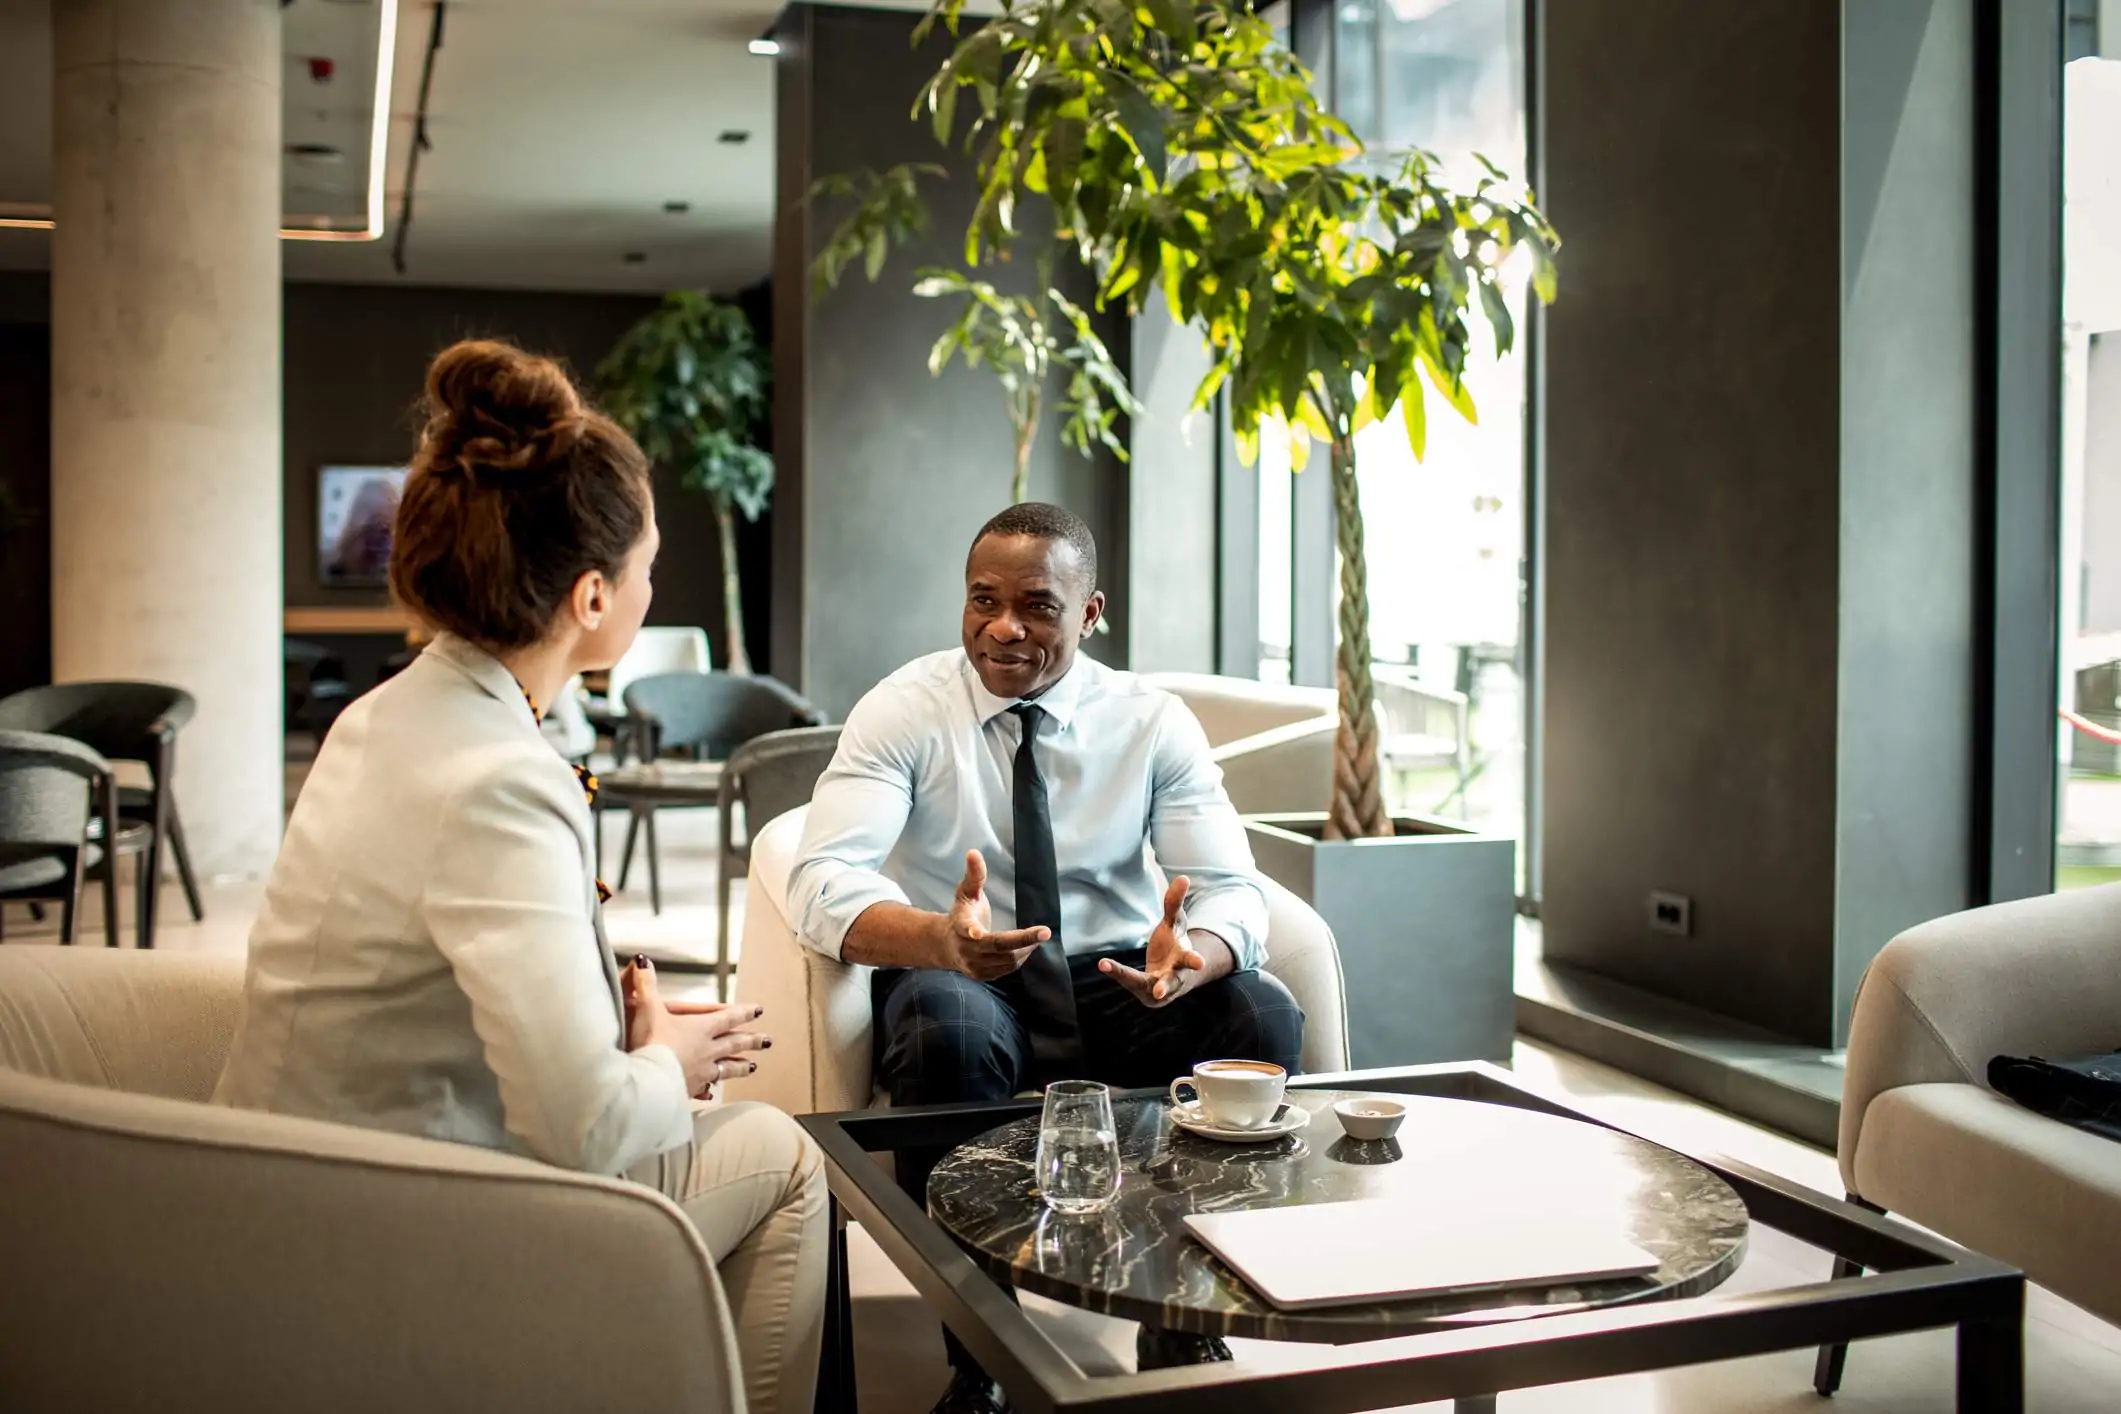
[214,635,694,1175]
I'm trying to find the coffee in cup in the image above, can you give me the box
[1169,1059,1288,1129]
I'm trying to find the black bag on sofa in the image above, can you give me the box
[1988,1051,2121,1143]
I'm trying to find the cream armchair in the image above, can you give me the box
[1137,672,1338,817]
[1819,884,2121,1393]
[0,947,746,1414]
[728,807,1350,1119]
[1836,885,2121,1319]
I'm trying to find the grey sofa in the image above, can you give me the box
[1824,883,2121,1390]
[0,945,747,1413]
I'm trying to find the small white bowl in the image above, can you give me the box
[1332,1097,1407,1141]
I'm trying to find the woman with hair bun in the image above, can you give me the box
[216,339,825,1414]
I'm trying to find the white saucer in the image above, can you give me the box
[1169,1101,1311,1143]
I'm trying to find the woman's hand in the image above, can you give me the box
[622,955,772,1098]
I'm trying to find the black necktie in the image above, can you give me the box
[1009,703,1080,1063]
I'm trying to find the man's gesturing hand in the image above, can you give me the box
[1099,875,1209,1008]
[942,849,1049,980]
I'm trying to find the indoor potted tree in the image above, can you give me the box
[819,0,1555,834]
[597,291,773,674]
[818,0,1560,1063]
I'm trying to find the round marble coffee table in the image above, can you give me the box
[926,1090,1749,1343]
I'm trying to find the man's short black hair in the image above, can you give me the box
[968,501,1099,591]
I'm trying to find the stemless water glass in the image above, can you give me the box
[1036,1079,1121,1215]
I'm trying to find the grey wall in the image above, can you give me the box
[0,273,771,684]
[1833,0,1978,1032]
[1539,0,1982,1046]
[771,4,1129,719]
[1539,1,1843,1040]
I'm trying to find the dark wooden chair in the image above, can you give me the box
[602,673,825,916]
[0,729,120,947]
[711,725,843,997]
[0,682,200,948]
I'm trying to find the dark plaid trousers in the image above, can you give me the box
[873,947,1308,1117]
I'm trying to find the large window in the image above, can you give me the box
[2055,4,2121,888]
[1261,0,1533,859]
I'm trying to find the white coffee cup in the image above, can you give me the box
[1169,1059,1288,1130]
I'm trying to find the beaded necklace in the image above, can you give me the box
[520,683,613,905]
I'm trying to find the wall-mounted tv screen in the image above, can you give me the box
[317,465,407,588]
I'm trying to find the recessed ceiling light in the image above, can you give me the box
[663,200,691,214]
[748,38,780,56]
[623,252,647,265]
[718,130,750,145]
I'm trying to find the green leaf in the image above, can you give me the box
[1477,278,1515,356]
[1287,420,1312,471]
[1187,356,1231,414]
[1399,380,1427,461]
[1139,0,1196,47]
[932,79,960,145]
[1423,358,1478,426]
[1044,116,1087,202]
[1530,244,1559,304]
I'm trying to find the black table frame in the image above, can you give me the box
[799,1062,2026,1414]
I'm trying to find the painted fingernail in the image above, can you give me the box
[762,1038,773,1049]
[633,954,650,969]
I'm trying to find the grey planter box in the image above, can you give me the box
[1246,812,1516,1067]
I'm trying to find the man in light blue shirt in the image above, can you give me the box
[788,502,1303,1410]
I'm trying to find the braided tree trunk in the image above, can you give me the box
[1327,431,1392,840]
[1010,390,1041,504]
[714,497,752,676]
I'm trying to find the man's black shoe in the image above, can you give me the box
[1136,1327,1235,1369]
[931,1366,1011,1414]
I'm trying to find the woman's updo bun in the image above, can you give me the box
[390,339,650,650]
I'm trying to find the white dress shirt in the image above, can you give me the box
[788,650,1270,969]
[214,635,695,1176]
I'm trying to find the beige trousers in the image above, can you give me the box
[630,1100,829,1414]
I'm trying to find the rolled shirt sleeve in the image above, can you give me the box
[1149,700,1270,971]
[421,753,694,1175]
[787,690,920,961]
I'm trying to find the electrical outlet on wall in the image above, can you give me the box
[1649,890,1692,937]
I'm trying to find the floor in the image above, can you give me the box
[1514,923,1846,1150]
[7,789,2120,1411]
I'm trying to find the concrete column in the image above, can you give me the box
[50,0,284,877]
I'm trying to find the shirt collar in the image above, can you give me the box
[966,651,1090,731]
[427,633,540,725]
